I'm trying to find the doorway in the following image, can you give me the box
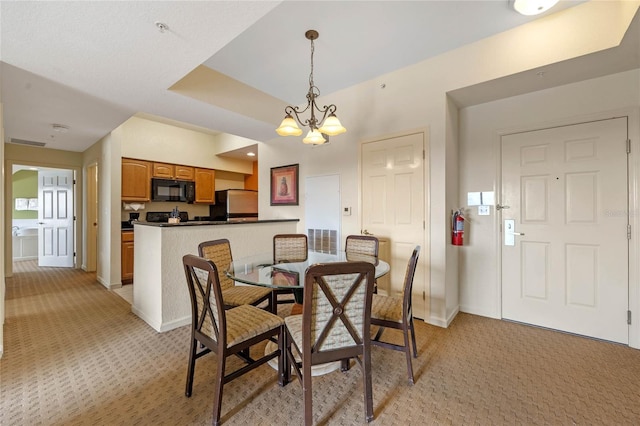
[500,117,629,344]
[86,163,98,272]
[11,165,76,269]
[361,131,427,320]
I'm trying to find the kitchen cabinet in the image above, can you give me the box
[153,162,195,181]
[122,230,134,284]
[195,168,216,203]
[175,165,195,180]
[122,158,151,201]
[152,162,174,179]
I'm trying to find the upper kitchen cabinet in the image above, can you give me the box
[122,158,151,201]
[153,162,195,181]
[175,165,195,181]
[194,168,215,203]
[152,162,174,179]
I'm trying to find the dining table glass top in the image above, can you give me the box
[225,251,389,289]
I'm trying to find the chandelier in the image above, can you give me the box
[275,30,346,145]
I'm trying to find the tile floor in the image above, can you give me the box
[113,284,133,304]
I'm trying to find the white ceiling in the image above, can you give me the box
[2,0,634,158]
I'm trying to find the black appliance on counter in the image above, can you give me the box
[146,211,190,223]
[122,212,141,229]
[151,178,195,203]
[210,189,258,222]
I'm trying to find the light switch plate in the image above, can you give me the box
[343,207,351,216]
[467,192,481,206]
[478,205,490,215]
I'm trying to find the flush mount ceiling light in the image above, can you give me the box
[513,0,559,15]
[275,30,346,145]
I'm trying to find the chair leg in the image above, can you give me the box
[283,330,292,385]
[363,347,374,422]
[185,337,198,397]
[278,327,286,386]
[402,322,415,385]
[303,361,313,426]
[409,317,418,358]
[340,358,351,372]
[212,355,226,426]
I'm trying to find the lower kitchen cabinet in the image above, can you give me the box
[122,231,134,284]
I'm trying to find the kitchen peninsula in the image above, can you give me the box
[132,219,298,332]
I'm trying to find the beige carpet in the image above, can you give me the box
[3,260,640,425]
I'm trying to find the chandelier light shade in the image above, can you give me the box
[513,0,559,15]
[275,30,346,145]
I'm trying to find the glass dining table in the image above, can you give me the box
[225,250,389,376]
[225,250,390,304]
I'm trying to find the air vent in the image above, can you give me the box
[308,228,338,254]
[9,138,46,147]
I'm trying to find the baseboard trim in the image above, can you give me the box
[459,304,500,319]
[131,305,162,332]
[426,306,460,328]
[131,306,190,333]
[159,316,191,333]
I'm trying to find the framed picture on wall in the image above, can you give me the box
[15,198,28,211]
[270,164,299,206]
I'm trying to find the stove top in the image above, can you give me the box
[146,211,189,223]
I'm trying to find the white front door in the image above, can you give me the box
[361,131,426,319]
[501,118,628,344]
[38,169,75,267]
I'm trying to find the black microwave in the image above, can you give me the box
[151,178,195,203]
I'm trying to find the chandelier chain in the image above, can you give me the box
[309,37,315,90]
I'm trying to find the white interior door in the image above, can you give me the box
[361,131,426,319]
[501,118,628,344]
[38,169,75,267]
[86,163,98,272]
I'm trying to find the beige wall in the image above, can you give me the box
[257,1,640,327]
[119,116,253,174]
[1,100,5,357]
[458,69,640,347]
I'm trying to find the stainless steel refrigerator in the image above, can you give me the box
[209,189,258,222]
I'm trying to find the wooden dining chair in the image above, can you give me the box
[370,245,421,385]
[272,234,308,313]
[198,239,274,312]
[283,261,376,425]
[182,254,285,425]
[346,234,379,292]
[345,234,379,257]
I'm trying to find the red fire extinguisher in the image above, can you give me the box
[452,209,464,246]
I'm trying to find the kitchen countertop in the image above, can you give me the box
[134,219,299,227]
